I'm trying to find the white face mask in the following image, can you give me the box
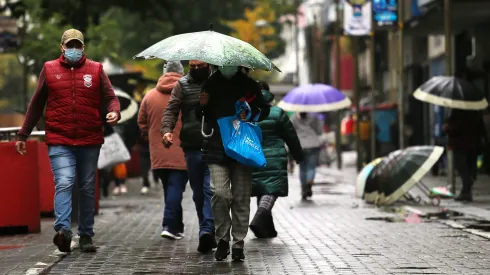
[219,66,238,78]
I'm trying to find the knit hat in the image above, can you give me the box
[164,61,184,75]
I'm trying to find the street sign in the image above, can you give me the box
[372,0,398,28]
[343,0,372,36]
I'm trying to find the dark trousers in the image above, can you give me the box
[454,150,478,193]
[154,169,189,234]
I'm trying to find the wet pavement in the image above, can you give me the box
[2,154,490,274]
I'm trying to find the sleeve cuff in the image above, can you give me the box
[17,134,28,141]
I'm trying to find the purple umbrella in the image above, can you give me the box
[277,84,352,112]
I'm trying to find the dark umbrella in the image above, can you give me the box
[114,87,138,124]
[363,146,444,205]
[413,76,488,110]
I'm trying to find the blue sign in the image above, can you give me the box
[372,0,397,27]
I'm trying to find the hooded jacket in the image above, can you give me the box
[137,72,186,170]
[252,90,303,197]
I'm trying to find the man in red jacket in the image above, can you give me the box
[15,29,120,253]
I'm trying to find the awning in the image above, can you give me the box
[405,0,490,36]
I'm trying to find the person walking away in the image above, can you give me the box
[111,124,130,195]
[138,61,188,240]
[250,84,303,238]
[161,60,216,253]
[15,29,120,253]
[443,109,487,202]
[291,112,323,200]
[196,66,271,262]
[138,138,152,194]
[341,113,354,150]
[358,113,371,164]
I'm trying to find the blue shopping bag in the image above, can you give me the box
[217,101,266,168]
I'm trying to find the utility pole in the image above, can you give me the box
[397,1,405,149]
[369,33,377,161]
[444,0,455,194]
[335,0,342,170]
[294,0,301,85]
[352,36,362,172]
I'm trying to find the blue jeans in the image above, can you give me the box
[155,169,189,234]
[48,145,101,237]
[299,148,320,186]
[185,150,215,237]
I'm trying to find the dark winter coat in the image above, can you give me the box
[444,110,487,151]
[252,90,303,197]
[196,71,271,164]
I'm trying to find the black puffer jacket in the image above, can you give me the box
[195,71,271,164]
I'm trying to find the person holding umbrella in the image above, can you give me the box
[250,82,303,238]
[443,110,487,201]
[196,65,270,262]
[291,112,323,199]
[413,75,490,202]
[278,84,351,199]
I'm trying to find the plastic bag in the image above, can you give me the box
[217,116,266,168]
[98,133,131,169]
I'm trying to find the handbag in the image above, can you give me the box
[217,101,266,168]
[97,132,131,169]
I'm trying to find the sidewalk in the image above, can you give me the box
[2,164,490,274]
[411,173,490,221]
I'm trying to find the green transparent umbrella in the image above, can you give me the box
[134,26,280,72]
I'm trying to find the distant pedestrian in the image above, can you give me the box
[443,109,487,201]
[196,66,270,261]
[291,112,323,199]
[358,113,371,164]
[138,61,188,240]
[250,83,303,238]
[16,29,120,253]
[161,60,216,253]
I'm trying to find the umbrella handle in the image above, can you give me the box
[201,115,214,138]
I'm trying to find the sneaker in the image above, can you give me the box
[161,230,182,240]
[178,232,185,238]
[79,235,97,253]
[232,248,245,262]
[120,185,128,194]
[140,186,149,195]
[197,233,216,253]
[112,187,121,195]
[53,229,72,253]
[214,240,230,261]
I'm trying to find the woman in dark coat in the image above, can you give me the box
[250,83,303,238]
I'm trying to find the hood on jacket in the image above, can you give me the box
[261,89,275,104]
[156,72,184,94]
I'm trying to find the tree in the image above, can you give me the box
[225,1,280,57]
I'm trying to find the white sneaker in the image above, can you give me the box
[120,185,128,194]
[161,230,182,240]
[112,187,121,195]
[140,186,149,195]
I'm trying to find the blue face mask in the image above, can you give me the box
[219,66,238,78]
[64,48,83,63]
